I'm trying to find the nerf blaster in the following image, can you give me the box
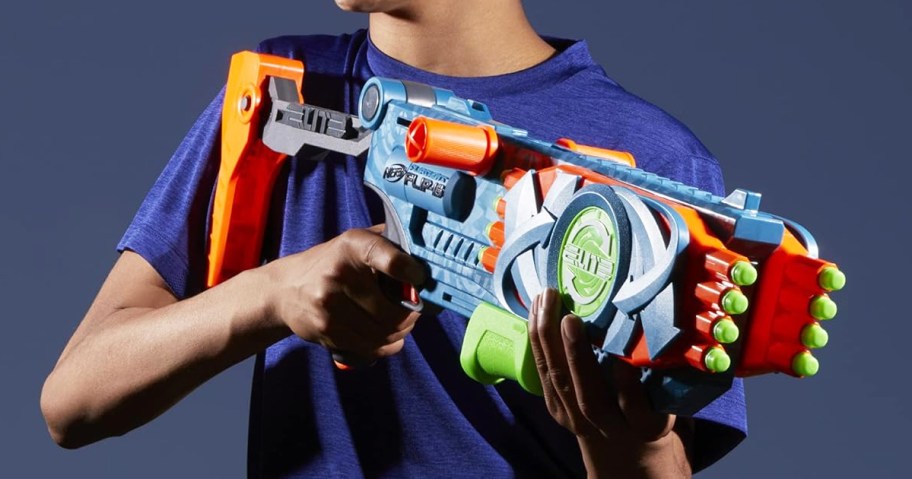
[207,52,845,415]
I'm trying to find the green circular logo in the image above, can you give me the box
[557,206,619,318]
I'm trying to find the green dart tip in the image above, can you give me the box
[818,267,846,292]
[704,347,732,373]
[730,261,758,286]
[713,319,740,344]
[793,352,820,377]
[809,296,838,320]
[722,290,749,315]
[801,323,829,349]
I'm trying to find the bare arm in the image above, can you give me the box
[41,227,423,448]
[40,250,282,448]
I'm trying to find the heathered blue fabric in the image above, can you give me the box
[118,30,747,477]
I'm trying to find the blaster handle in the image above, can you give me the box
[332,186,423,370]
[370,182,425,312]
[378,215,423,312]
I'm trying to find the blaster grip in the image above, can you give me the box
[368,183,424,312]
[332,185,424,370]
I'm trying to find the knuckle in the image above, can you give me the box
[578,401,598,423]
[339,228,362,244]
[383,325,406,343]
[391,306,414,325]
[401,311,421,329]
[358,229,380,255]
[375,340,405,358]
[365,241,393,271]
[385,317,415,342]
[549,370,572,394]
[332,231,352,252]
[309,311,331,337]
[387,340,405,355]
[311,285,333,309]
[544,399,567,426]
[535,315,550,336]
[542,394,559,414]
[339,229,369,256]
[323,262,348,283]
[533,354,549,373]
[384,253,410,275]
[312,285,346,315]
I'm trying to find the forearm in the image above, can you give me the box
[577,421,693,479]
[41,267,287,448]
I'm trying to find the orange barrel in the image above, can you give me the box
[406,117,499,176]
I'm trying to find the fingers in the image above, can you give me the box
[331,320,416,368]
[529,288,598,436]
[528,292,561,417]
[530,288,674,444]
[341,267,416,331]
[560,313,625,433]
[269,226,426,364]
[612,360,675,442]
[323,306,419,361]
[339,227,423,336]
[345,228,425,286]
[309,289,389,352]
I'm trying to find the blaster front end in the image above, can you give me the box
[356,77,845,415]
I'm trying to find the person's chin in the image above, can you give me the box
[334,0,398,13]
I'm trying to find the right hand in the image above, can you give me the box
[258,224,426,361]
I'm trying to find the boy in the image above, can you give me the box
[42,1,746,476]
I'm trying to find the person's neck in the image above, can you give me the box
[368,2,556,78]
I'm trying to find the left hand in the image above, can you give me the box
[528,288,692,478]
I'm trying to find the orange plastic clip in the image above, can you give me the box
[556,138,636,167]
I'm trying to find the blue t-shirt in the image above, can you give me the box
[119,30,746,477]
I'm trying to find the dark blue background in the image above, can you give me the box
[2,1,908,476]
